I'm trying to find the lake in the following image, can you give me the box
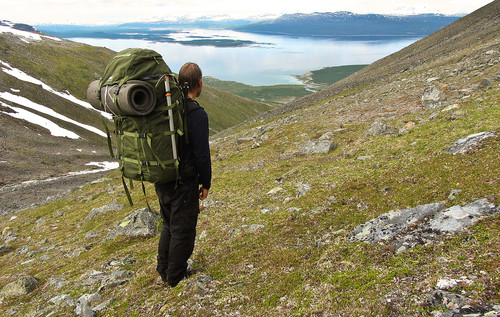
[72,29,420,86]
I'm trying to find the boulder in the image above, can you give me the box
[348,199,498,253]
[447,131,495,154]
[299,140,336,154]
[429,198,496,232]
[422,86,442,108]
[364,121,397,136]
[111,208,160,237]
[0,275,39,297]
[348,203,445,243]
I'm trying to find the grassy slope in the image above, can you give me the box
[203,77,310,106]
[0,74,497,316]
[0,32,270,185]
[0,6,499,316]
[197,85,271,133]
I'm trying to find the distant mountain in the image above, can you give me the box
[233,12,463,39]
[36,12,463,46]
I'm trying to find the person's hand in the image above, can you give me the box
[199,187,209,200]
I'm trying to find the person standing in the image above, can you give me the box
[154,62,211,287]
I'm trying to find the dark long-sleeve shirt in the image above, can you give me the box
[182,100,211,190]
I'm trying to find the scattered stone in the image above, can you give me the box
[98,270,132,292]
[84,200,125,222]
[75,293,101,317]
[447,131,495,154]
[422,86,442,108]
[48,276,67,289]
[0,244,12,255]
[348,203,445,243]
[261,207,280,214]
[49,294,76,307]
[365,121,397,136]
[0,275,39,297]
[110,208,160,238]
[357,155,372,160]
[427,290,469,310]
[436,277,472,290]
[296,183,311,197]
[328,195,337,203]
[447,189,462,201]
[479,77,493,88]
[319,132,333,140]
[429,198,496,232]
[245,224,264,232]
[299,140,336,154]
[267,187,283,195]
[442,104,460,112]
[236,137,254,145]
[185,273,214,295]
[433,304,500,317]
[349,199,498,253]
[84,232,101,239]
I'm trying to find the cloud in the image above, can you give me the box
[2,0,494,25]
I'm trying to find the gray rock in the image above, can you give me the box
[479,77,493,88]
[111,208,160,237]
[245,224,264,232]
[299,140,337,154]
[447,131,495,154]
[296,183,312,197]
[49,294,76,307]
[186,273,214,295]
[0,275,39,297]
[422,86,442,108]
[427,290,468,310]
[349,199,498,253]
[85,200,125,222]
[75,293,101,317]
[0,244,12,254]
[429,198,496,232]
[348,203,445,243]
[365,122,397,136]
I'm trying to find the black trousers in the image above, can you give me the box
[154,178,199,286]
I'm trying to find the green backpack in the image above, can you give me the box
[91,48,187,206]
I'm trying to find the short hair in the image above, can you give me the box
[178,62,202,92]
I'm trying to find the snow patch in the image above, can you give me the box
[0,24,60,42]
[0,101,80,139]
[0,91,106,137]
[0,60,112,120]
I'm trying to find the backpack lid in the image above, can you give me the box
[100,48,172,88]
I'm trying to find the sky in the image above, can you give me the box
[1,0,494,25]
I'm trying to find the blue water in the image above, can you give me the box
[73,29,420,86]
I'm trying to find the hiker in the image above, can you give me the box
[154,62,212,287]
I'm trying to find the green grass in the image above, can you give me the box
[203,76,310,106]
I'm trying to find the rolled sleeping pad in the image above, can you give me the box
[86,80,157,116]
[87,80,103,111]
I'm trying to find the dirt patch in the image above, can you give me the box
[0,170,111,217]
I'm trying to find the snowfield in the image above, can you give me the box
[0,60,110,138]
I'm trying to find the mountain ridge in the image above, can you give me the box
[0,1,499,315]
[36,12,462,44]
[0,23,270,186]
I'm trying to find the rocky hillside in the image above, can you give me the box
[0,1,499,316]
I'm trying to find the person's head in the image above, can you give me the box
[179,62,203,99]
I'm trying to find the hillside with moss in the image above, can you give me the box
[0,2,499,316]
[0,27,270,186]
